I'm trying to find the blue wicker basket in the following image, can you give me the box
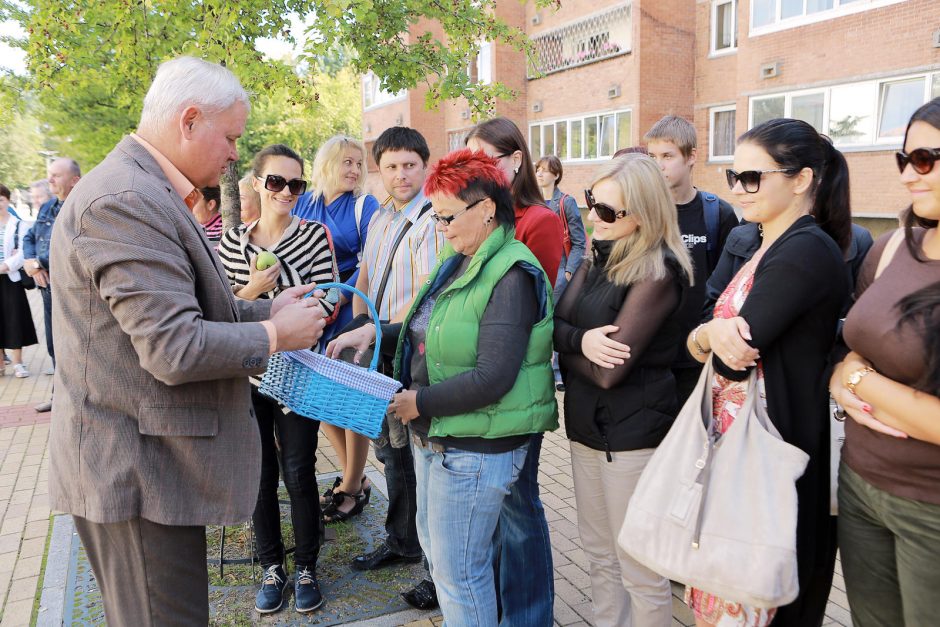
[258,283,401,439]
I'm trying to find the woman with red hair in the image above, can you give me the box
[330,148,558,625]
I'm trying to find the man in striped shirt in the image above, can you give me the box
[346,127,444,608]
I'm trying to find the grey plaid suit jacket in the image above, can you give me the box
[49,136,272,526]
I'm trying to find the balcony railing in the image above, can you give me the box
[529,3,632,78]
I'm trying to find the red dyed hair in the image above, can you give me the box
[424,148,509,197]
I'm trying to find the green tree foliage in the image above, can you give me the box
[0,0,551,167]
[0,77,49,188]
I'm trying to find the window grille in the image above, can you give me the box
[529,4,632,78]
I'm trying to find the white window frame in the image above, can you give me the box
[710,0,738,57]
[747,70,939,150]
[362,72,406,111]
[709,105,737,162]
[749,0,908,38]
[529,108,633,163]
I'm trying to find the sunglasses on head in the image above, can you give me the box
[895,148,940,175]
[724,168,798,194]
[584,189,629,223]
[257,174,307,196]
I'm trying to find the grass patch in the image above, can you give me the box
[29,515,54,627]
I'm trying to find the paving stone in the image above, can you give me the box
[3,504,27,520]
[0,551,18,573]
[12,554,41,580]
[22,520,47,540]
[5,574,38,602]
[556,563,591,589]
[554,576,590,606]
[9,492,30,506]
[0,516,25,536]
[552,598,583,626]
[0,534,19,554]
[17,537,43,559]
[0,598,33,626]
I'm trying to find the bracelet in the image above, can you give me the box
[846,366,875,396]
[691,323,709,356]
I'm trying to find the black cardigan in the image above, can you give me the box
[711,216,849,626]
[554,244,687,455]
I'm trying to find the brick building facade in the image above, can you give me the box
[362,0,940,228]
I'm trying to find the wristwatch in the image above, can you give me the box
[846,366,875,396]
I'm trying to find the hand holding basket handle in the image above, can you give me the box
[308,283,384,371]
[269,284,327,352]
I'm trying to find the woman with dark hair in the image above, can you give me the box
[466,117,562,626]
[683,119,851,627]
[0,184,38,379]
[193,185,223,244]
[830,98,940,627]
[328,148,557,625]
[218,144,338,616]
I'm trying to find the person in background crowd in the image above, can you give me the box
[239,174,262,224]
[0,184,39,379]
[219,143,339,615]
[193,185,223,244]
[685,118,851,627]
[613,146,649,157]
[29,179,51,217]
[330,148,557,625]
[48,56,327,625]
[24,157,81,411]
[329,128,444,613]
[536,155,587,391]
[645,116,738,408]
[555,154,692,627]
[465,117,561,626]
[830,97,940,627]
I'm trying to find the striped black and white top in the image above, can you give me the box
[218,216,339,311]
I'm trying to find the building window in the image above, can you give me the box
[529,109,632,162]
[749,70,938,148]
[362,72,405,110]
[529,3,632,77]
[468,41,493,86]
[709,106,737,161]
[448,129,471,152]
[750,0,906,34]
[711,0,737,55]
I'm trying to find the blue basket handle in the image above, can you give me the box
[305,282,383,372]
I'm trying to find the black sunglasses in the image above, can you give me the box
[725,168,798,194]
[895,148,940,175]
[430,198,485,226]
[584,189,629,223]
[257,174,307,196]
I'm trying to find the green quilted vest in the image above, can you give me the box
[394,225,558,439]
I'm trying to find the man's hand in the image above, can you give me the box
[271,283,320,318]
[269,297,327,352]
[33,270,49,288]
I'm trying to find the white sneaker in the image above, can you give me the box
[13,364,30,378]
[43,366,55,376]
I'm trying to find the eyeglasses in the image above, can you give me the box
[584,188,629,223]
[430,198,485,226]
[725,168,798,193]
[256,174,307,196]
[895,148,940,175]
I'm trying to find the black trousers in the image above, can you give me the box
[74,515,208,626]
[252,390,322,567]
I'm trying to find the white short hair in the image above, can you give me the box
[138,56,250,133]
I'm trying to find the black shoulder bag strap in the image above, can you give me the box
[372,201,433,317]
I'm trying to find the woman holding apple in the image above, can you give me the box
[218,143,339,615]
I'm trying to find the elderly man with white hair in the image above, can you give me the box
[48,56,328,624]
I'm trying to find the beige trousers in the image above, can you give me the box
[570,441,672,627]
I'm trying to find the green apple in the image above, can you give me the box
[256,251,278,270]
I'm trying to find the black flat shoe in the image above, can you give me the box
[351,543,422,571]
[401,579,438,610]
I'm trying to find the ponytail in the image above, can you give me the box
[813,138,852,252]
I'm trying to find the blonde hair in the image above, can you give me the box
[643,115,697,159]
[590,154,693,287]
[238,174,260,204]
[311,135,366,200]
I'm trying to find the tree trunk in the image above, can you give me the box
[220,161,241,231]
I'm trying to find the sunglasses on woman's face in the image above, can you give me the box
[584,189,629,223]
[895,148,940,175]
[257,174,307,196]
[724,168,798,194]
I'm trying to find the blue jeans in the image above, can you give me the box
[497,433,554,626]
[413,437,528,627]
[374,424,422,557]
[40,286,54,364]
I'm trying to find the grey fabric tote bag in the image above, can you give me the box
[618,357,809,608]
